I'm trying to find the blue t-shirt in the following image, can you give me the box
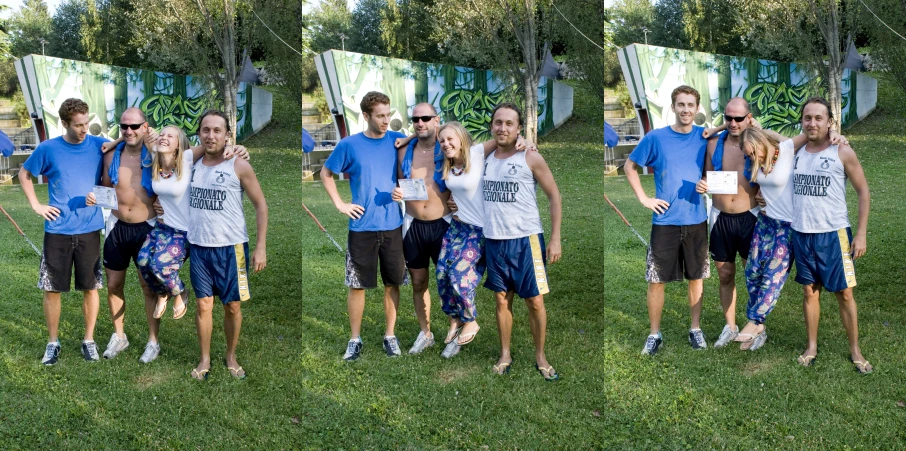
[324,131,405,232]
[629,125,707,226]
[22,135,107,235]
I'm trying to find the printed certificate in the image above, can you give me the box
[399,178,428,201]
[706,171,738,195]
[92,186,118,210]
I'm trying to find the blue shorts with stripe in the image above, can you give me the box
[189,243,251,304]
[483,234,550,299]
[791,228,857,293]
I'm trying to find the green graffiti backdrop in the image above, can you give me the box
[743,81,848,136]
[20,56,256,142]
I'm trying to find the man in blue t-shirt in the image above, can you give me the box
[19,98,108,365]
[625,85,715,356]
[321,91,407,361]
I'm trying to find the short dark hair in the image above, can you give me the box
[671,85,701,107]
[360,91,390,115]
[800,96,833,122]
[59,98,89,124]
[199,110,231,133]
[491,102,523,126]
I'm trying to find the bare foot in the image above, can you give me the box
[493,355,513,375]
[445,319,463,344]
[153,296,169,319]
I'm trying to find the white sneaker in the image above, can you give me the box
[408,331,436,354]
[441,340,460,359]
[103,333,129,359]
[713,324,739,348]
[139,342,160,364]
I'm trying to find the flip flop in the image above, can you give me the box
[492,359,512,375]
[190,368,210,381]
[456,325,480,346]
[227,366,247,380]
[739,327,767,351]
[444,326,463,344]
[172,301,188,320]
[153,297,170,319]
[535,364,560,382]
[850,357,873,375]
[797,352,817,367]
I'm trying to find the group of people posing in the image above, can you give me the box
[625,85,872,374]
[18,98,268,380]
[320,91,563,381]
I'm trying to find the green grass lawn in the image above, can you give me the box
[1,82,904,449]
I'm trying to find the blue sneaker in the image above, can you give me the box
[343,338,363,361]
[641,334,663,355]
[42,341,61,365]
[689,329,707,350]
[81,340,100,361]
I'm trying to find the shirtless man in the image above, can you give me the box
[395,103,451,354]
[92,108,161,361]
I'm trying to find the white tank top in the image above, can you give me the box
[755,139,795,223]
[152,150,194,232]
[791,144,850,233]
[481,150,543,239]
[443,143,486,228]
[188,157,249,246]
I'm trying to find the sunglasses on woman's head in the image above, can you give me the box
[119,123,145,130]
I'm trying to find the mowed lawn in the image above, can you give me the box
[1,81,904,449]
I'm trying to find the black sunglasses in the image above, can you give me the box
[412,116,436,123]
[724,115,748,123]
[120,123,146,130]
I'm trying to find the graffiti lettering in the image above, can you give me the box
[140,94,245,136]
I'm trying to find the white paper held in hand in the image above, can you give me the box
[92,185,119,210]
[706,171,738,195]
[399,178,428,201]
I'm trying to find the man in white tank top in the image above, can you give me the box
[188,111,268,380]
[791,98,871,373]
[482,104,562,381]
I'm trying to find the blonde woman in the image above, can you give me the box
[434,122,489,357]
[136,126,194,326]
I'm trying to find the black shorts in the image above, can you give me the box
[709,211,757,262]
[104,219,154,271]
[646,221,710,283]
[345,227,407,289]
[38,231,103,292]
[403,217,450,270]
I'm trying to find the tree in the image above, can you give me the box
[7,0,51,58]
[431,0,555,142]
[863,0,906,96]
[133,0,255,140]
[610,0,654,48]
[554,0,617,104]
[47,0,87,60]
[255,0,311,107]
[308,0,352,54]
[350,0,388,56]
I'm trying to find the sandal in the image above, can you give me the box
[492,359,513,375]
[797,352,817,367]
[456,325,480,346]
[850,357,873,375]
[444,325,463,344]
[535,364,560,382]
[153,297,170,320]
[740,328,768,351]
[172,301,188,320]
[227,366,247,380]
[190,368,210,381]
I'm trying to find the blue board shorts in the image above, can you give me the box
[483,234,550,299]
[791,228,857,293]
[189,242,251,303]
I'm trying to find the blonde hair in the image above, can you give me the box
[740,128,780,183]
[438,122,474,180]
[151,126,190,181]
